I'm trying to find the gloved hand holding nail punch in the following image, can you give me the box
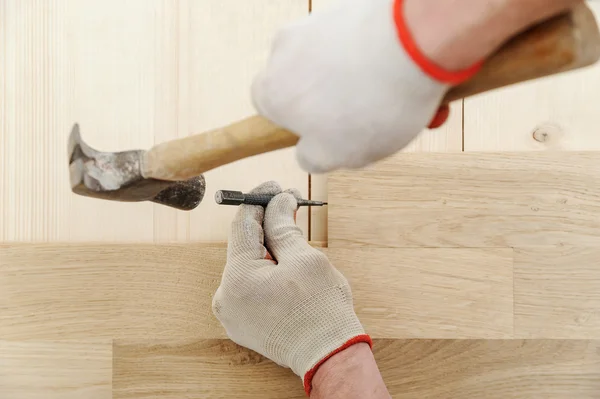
[212,181,388,398]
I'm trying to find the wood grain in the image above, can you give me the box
[1,243,512,340]
[328,248,514,339]
[113,339,301,399]
[328,151,600,248]
[378,339,600,399]
[1,0,166,242]
[515,246,600,339]
[0,243,225,340]
[144,116,300,181]
[0,0,309,242]
[0,340,112,399]
[114,339,600,399]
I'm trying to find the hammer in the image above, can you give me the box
[69,3,600,210]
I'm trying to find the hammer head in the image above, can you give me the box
[68,124,205,211]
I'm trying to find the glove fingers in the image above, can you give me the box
[228,181,282,263]
[264,192,314,263]
[249,180,283,196]
[283,188,302,223]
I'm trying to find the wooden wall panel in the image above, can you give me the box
[0,340,112,399]
[1,243,512,340]
[328,248,513,339]
[377,339,600,399]
[328,152,600,248]
[464,2,600,151]
[113,339,301,399]
[0,0,309,243]
[0,243,224,340]
[113,339,600,399]
[158,0,310,242]
[1,0,170,242]
[515,247,600,339]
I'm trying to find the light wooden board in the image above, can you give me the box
[328,152,600,248]
[1,243,512,340]
[328,248,513,339]
[0,0,309,243]
[113,339,600,399]
[113,339,300,399]
[463,2,600,151]
[515,247,600,339]
[0,243,224,340]
[0,340,112,399]
[308,0,464,242]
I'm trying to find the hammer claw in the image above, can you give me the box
[68,124,206,211]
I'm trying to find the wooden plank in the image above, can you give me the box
[113,339,300,399]
[0,243,224,340]
[114,339,600,399]
[0,243,511,340]
[308,0,464,242]
[0,340,112,399]
[328,152,600,248]
[175,0,310,242]
[328,248,513,339]
[0,0,309,242]
[464,2,600,151]
[0,0,170,242]
[515,247,600,339]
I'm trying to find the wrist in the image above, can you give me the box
[398,0,582,82]
[311,343,391,399]
[394,0,487,84]
[263,283,370,395]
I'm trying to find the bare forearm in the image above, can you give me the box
[405,0,583,71]
[310,343,391,399]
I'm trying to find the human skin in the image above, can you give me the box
[311,343,391,399]
[404,0,584,71]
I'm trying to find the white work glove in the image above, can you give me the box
[212,181,371,395]
[252,0,480,173]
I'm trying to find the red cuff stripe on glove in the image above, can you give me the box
[303,334,373,396]
[393,0,483,85]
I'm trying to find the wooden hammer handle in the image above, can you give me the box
[143,3,600,182]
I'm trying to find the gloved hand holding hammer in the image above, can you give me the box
[252,0,585,174]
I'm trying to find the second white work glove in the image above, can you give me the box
[212,181,371,395]
[252,0,481,173]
